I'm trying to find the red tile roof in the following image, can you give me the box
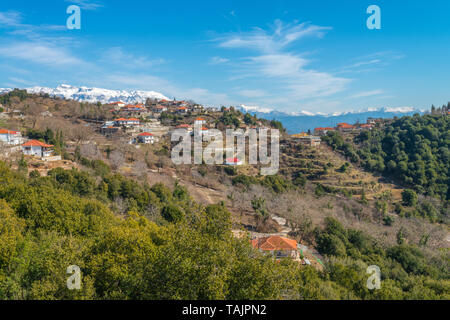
[251,236,297,251]
[0,129,20,134]
[337,123,355,129]
[22,140,54,148]
[138,132,153,136]
[176,124,191,128]
[115,118,140,122]
[315,127,335,131]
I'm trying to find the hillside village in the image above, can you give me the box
[0,90,448,270]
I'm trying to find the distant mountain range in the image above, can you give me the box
[0,84,169,104]
[0,84,424,133]
[236,105,424,134]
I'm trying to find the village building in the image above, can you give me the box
[152,105,168,113]
[22,140,54,157]
[194,117,207,126]
[291,132,308,139]
[251,236,300,261]
[100,122,119,135]
[359,124,373,130]
[177,106,188,114]
[367,117,383,125]
[225,157,243,166]
[114,118,140,127]
[109,101,126,110]
[337,123,355,132]
[137,132,154,144]
[314,127,335,136]
[175,124,192,132]
[295,135,321,147]
[0,129,23,145]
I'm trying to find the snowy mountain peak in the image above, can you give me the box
[21,84,169,104]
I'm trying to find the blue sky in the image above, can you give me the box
[0,0,449,113]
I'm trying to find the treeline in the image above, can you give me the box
[0,161,448,299]
[323,114,449,201]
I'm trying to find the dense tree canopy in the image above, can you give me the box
[0,161,448,300]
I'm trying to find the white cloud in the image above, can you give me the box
[349,89,384,99]
[209,56,229,65]
[237,89,266,98]
[101,47,165,69]
[0,11,22,27]
[213,20,349,110]
[0,42,86,67]
[64,0,103,10]
[217,19,331,53]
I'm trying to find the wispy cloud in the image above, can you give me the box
[209,56,229,65]
[0,41,86,67]
[0,11,23,27]
[338,51,405,74]
[64,0,104,11]
[214,20,349,109]
[216,19,331,53]
[349,89,385,99]
[100,47,165,69]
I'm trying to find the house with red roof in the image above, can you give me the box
[337,123,355,132]
[175,124,192,132]
[177,106,188,114]
[109,101,125,110]
[314,127,335,136]
[359,124,373,130]
[114,118,140,127]
[225,157,243,166]
[22,140,54,157]
[251,236,300,260]
[137,132,154,144]
[152,105,168,113]
[0,129,23,145]
[194,117,206,126]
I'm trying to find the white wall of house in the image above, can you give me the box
[0,133,23,145]
[138,136,154,144]
[22,146,53,157]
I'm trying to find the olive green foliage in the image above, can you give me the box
[314,217,449,299]
[0,161,448,300]
[326,114,449,200]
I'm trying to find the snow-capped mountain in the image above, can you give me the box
[27,84,170,104]
[0,88,12,95]
[236,105,423,134]
[2,84,169,104]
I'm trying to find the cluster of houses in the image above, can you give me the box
[147,99,203,115]
[291,118,384,147]
[0,128,55,158]
[314,118,382,136]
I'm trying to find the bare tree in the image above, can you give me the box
[110,150,125,170]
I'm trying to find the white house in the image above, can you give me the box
[0,129,23,145]
[110,101,126,110]
[175,124,192,132]
[177,107,188,114]
[152,106,167,113]
[22,140,54,157]
[194,117,206,126]
[137,132,154,144]
[114,118,140,127]
[225,157,243,166]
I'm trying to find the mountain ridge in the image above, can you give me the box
[1,84,170,104]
